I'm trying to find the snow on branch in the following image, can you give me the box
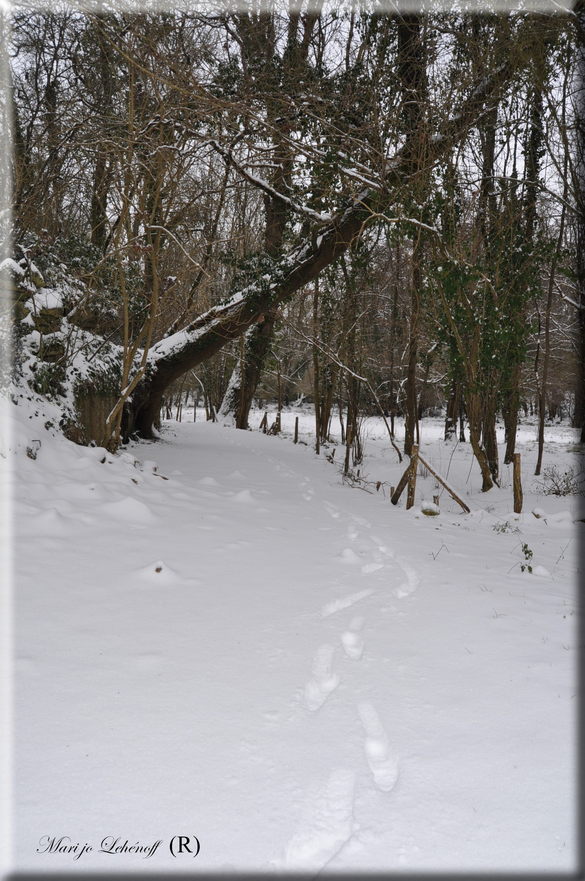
[208,140,333,225]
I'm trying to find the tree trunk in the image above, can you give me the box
[313,283,321,453]
[89,23,114,252]
[535,99,569,472]
[467,394,494,492]
[576,1,585,441]
[219,309,278,429]
[482,398,499,484]
[502,364,520,464]
[445,378,460,441]
[398,15,426,458]
[404,255,420,457]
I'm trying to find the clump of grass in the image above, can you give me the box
[537,465,584,497]
[492,520,520,534]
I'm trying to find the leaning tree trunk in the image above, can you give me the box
[126,54,516,440]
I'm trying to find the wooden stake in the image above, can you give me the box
[513,453,523,513]
[416,450,470,514]
[391,458,415,505]
[391,448,469,514]
[406,444,419,509]
[294,416,299,444]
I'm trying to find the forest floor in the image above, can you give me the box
[2,398,582,874]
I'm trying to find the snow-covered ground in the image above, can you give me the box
[2,398,581,874]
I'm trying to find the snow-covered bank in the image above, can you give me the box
[4,398,580,873]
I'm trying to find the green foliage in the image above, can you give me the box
[520,542,533,573]
[492,520,520,534]
[29,362,66,399]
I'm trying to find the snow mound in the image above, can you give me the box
[337,547,361,564]
[134,560,180,584]
[28,507,67,536]
[97,497,155,525]
[231,489,257,504]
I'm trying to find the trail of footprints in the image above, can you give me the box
[281,499,419,870]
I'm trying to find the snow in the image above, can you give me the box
[0,258,25,278]
[3,396,579,874]
[29,289,64,312]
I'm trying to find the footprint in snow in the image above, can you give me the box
[336,547,362,565]
[224,541,251,551]
[321,589,374,618]
[303,644,340,712]
[351,514,372,529]
[377,545,420,597]
[280,768,356,871]
[361,561,385,574]
[358,702,399,793]
[341,617,365,660]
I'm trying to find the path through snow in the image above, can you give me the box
[5,407,578,873]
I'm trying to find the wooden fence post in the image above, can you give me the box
[513,453,523,513]
[294,416,299,444]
